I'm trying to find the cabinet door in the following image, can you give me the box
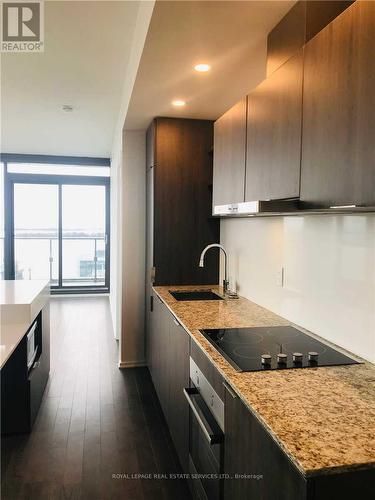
[158,303,171,420]
[40,304,50,391]
[153,118,219,286]
[223,383,306,500]
[246,50,303,201]
[146,123,155,347]
[168,317,190,472]
[213,98,247,207]
[148,292,161,393]
[301,1,375,207]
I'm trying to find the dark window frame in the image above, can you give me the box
[2,154,110,295]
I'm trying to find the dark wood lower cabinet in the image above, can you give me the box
[223,383,375,500]
[147,292,190,472]
[224,383,307,500]
[148,295,375,499]
[168,317,190,471]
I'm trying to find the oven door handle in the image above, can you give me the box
[183,387,224,445]
[27,347,39,371]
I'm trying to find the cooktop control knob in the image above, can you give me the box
[261,354,272,365]
[308,351,319,362]
[293,352,303,363]
[277,353,287,364]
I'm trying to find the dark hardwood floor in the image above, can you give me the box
[1,297,191,500]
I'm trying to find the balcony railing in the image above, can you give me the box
[8,235,106,285]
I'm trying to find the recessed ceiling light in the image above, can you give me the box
[172,100,186,107]
[62,105,74,112]
[194,63,211,72]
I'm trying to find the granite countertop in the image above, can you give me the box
[153,284,375,478]
[0,280,50,368]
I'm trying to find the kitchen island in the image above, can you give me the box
[1,280,50,434]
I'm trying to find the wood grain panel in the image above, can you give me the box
[246,50,303,201]
[153,117,220,285]
[267,1,354,76]
[305,1,354,42]
[168,319,190,472]
[213,98,247,207]
[224,384,307,500]
[267,1,306,76]
[301,1,375,206]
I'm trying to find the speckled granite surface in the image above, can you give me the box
[153,285,375,477]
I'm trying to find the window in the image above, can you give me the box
[7,163,110,177]
[3,155,110,293]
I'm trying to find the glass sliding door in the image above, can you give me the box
[7,174,109,293]
[62,184,106,287]
[14,183,59,283]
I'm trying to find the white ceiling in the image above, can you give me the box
[1,0,295,157]
[125,0,296,130]
[1,1,145,157]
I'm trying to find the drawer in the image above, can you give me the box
[29,358,44,427]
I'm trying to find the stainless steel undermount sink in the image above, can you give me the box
[169,290,223,301]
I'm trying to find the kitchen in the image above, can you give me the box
[1,1,375,499]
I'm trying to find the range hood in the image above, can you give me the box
[213,200,299,216]
[212,200,375,217]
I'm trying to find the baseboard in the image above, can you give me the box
[118,360,147,369]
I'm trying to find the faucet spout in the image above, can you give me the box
[199,244,229,294]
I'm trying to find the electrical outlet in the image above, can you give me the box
[276,267,284,287]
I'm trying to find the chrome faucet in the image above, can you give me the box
[199,244,229,294]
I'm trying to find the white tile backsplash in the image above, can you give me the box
[221,214,375,363]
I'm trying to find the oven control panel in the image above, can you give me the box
[190,357,224,431]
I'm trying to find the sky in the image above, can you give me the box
[14,183,105,232]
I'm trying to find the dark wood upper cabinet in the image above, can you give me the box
[300,1,375,207]
[267,1,354,76]
[305,1,354,42]
[212,98,247,208]
[267,1,306,77]
[147,117,220,286]
[245,50,303,202]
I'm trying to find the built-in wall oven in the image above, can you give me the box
[184,358,224,500]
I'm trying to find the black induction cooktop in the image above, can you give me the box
[200,326,361,372]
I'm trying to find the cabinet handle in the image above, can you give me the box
[183,388,224,445]
[173,318,180,327]
[223,381,237,399]
[29,359,41,374]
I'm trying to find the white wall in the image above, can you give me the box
[109,147,123,340]
[108,0,154,350]
[119,130,146,367]
[221,214,375,363]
